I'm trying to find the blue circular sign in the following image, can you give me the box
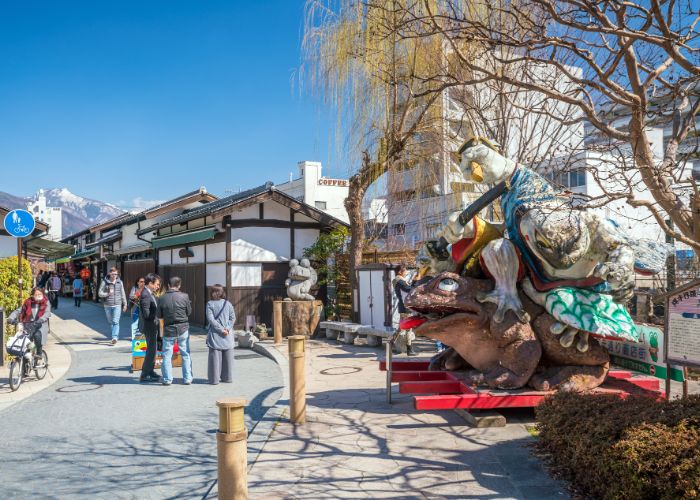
[3,209,36,238]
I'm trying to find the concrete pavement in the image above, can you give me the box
[0,327,72,413]
[0,297,283,499]
[248,339,568,499]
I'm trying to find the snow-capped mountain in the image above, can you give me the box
[0,188,124,238]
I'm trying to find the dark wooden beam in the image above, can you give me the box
[226,218,323,230]
[224,215,232,296]
[259,202,264,220]
[290,209,295,260]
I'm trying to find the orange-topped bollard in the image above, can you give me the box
[288,335,306,424]
[216,398,248,500]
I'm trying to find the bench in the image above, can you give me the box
[357,326,395,347]
[319,321,395,347]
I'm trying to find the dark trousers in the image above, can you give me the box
[74,297,82,307]
[48,291,59,309]
[29,328,43,356]
[141,326,159,378]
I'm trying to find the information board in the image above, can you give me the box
[667,281,700,368]
[597,324,685,382]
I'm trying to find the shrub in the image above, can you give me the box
[536,392,700,499]
[0,256,33,360]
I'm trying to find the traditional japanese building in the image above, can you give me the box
[136,182,348,327]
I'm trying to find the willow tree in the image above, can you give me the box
[393,0,700,250]
[302,0,474,315]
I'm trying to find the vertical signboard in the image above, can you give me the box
[666,280,700,369]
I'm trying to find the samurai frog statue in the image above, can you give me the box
[422,138,667,353]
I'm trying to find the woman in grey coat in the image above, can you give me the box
[206,284,236,384]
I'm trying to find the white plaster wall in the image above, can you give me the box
[206,263,226,286]
[263,201,290,221]
[172,249,188,264]
[159,249,172,265]
[231,263,262,287]
[0,236,17,258]
[230,227,290,262]
[207,242,226,262]
[121,223,142,247]
[294,229,320,260]
[189,244,205,264]
[230,204,259,219]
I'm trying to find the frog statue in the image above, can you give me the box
[409,137,669,391]
[285,258,318,301]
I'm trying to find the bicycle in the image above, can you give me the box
[6,324,49,392]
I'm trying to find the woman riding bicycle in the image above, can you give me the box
[12,287,51,367]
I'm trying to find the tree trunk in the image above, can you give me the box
[628,114,698,248]
[344,173,368,322]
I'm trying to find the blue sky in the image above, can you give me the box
[0,1,339,209]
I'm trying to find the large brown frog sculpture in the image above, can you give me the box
[404,272,610,392]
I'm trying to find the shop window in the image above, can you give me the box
[393,223,406,235]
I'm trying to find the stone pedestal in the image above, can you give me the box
[273,300,323,340]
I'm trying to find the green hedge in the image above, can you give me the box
[536,392,700,499]
[0,256,33,360]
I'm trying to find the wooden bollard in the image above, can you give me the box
[288,335,306,424]
[273,301,283,345]
[216,398,248,500]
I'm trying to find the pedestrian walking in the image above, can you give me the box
[35,270,44,288]
[158,276,193,385]
[129,277,145,337]
[39,270,50,289]
[46,272,62,310]
[139,273,161,383]
[205,284,236,385]
[72,275,84,307]
[98,267,127,344]
[393,265,417,356]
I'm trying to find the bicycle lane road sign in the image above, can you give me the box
[3,209,35,238]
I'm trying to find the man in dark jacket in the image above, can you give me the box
[158,276,193,385]
[139,273,161,383]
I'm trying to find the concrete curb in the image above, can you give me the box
[247,341,289,469]
[0,328,73,414]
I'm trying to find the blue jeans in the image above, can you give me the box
[104,306,122,340]
[162,331,193,384]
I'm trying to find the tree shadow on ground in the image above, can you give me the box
[249,403,561,499]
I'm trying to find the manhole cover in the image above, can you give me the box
[56,383,103,393]
[320,366,362,376]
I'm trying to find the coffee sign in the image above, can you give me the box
[318,178,348,187]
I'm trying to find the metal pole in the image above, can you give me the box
[17,237,23,307]
[385,338,393,404]
[288,335,306,424]
[0,308,5,367]
[216,398,248,500]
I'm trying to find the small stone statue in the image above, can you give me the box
[285,258,318,301]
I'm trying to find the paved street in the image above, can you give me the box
[249,340,568,499]
[0,297,283,499]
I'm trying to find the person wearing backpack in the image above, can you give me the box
[72,274,84,307]
[205,284,236,385]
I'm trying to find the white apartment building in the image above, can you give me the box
[27,189,62,241]
[274,161,350,224]
[385,58,585,250]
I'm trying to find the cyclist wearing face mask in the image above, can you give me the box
[16,287,51,367]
